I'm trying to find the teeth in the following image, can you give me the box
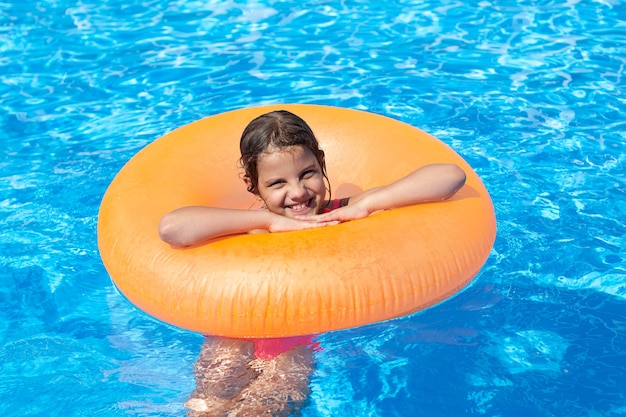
[289,200,310,210]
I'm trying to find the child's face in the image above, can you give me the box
[254,145,326,218]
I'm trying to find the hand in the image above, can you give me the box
[268,212,339,233]
[296,202,372,224]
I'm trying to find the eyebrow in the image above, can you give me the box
[299,163,319,173]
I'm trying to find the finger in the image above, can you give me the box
[294,214,321,221]
[308,219,339,226]
[322,220,341,226]
[296,220,338,231]
[296,213,336,222]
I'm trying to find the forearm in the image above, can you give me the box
[159,206,272,247]
[354,163,466,213]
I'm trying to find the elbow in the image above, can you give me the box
[159,213,188,247]
[441,164,467,200]
[452,164,467,190]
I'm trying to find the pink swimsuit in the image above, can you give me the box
[323,198,343,213]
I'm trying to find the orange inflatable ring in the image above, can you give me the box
[98,104,496,338]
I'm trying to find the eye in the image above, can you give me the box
[301,169,317,179]
[268,179,285,188]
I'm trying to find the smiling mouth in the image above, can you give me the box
[288,198,314,212]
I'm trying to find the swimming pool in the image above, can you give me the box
[1,0,625,415]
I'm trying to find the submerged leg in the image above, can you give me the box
[227,344,315,417]
[185,337,259,417]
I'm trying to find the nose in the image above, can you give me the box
[288,181,308,201]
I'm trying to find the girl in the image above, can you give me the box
[159,110,466,416]
[159,110,466,245]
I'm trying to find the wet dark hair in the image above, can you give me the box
[239,110,330,197]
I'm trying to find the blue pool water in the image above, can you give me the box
[2,0,625,416]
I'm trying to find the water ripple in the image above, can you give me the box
[1,0,626,416]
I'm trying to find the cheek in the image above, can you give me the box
[260,189,283,206]
[314,178,327,194]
